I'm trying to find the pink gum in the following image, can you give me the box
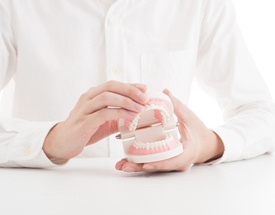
[123,98,171,128]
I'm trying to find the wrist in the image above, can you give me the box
[43,122,69,163]
[196,130,224,164]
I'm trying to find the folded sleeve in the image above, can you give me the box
[195,0,275,163]
[0,119,62,168]
[0,1,64,168]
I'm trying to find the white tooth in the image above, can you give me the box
[167,134,173,143]
[129,115,140,131]
[157,141,162,148]
[161,109,170,124]
[155,141,160,148]
[145,105,151,110]
[146,142,149,148]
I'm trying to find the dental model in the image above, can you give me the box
[116,90,183,163]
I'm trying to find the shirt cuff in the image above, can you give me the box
[6,121,67,168]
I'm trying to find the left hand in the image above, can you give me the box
[115,89,224,173]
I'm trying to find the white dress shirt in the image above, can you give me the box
[0,0,275,168]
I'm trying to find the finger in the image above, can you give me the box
[81,92,146,114]
[130,83,148,93]
[87,120,118,145]
[117,150,193,173]
[83,81,149,104]
[115,158,128,170]
[163,88,198,129]
[141,152,194,172]
[83,108,138,132]
[118,160,144,172]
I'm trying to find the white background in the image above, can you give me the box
[189,0,275,127]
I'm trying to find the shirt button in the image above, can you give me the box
[23,146,31,156]
[112,66,119,75]
[110,16,120,27]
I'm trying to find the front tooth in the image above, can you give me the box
[164,137,169,145]
[133,142,138,149]
[154,104,160,109]
[129,115,140,131]
[141,143,145,149]
[158,141,162,148]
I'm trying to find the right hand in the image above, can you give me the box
[43,81,149,161]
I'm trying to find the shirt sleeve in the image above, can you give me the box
[0,1,64,168]
[195,0,275,163]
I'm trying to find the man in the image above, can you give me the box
[1,0,274,172]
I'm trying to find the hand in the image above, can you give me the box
[115,89,224,172]
[43,81,149,161]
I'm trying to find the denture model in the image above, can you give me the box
[116,90,183,163]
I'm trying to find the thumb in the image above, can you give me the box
[162,88,197,128]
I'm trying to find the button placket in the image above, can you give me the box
[105,14,124,81]
[110,16,120,27]
[105,0,128,156]
[111,66,118,75]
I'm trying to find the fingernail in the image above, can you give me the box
[115,162,124,170]
[137,84,148,91]
[135,103,145,112]
[137,92,149,102]
[143,164,156,170]
[122,167,135,172]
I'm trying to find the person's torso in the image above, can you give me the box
[1,0,203,157]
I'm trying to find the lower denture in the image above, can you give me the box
[128,139,178,155]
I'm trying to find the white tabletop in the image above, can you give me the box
[1,154,275,215]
